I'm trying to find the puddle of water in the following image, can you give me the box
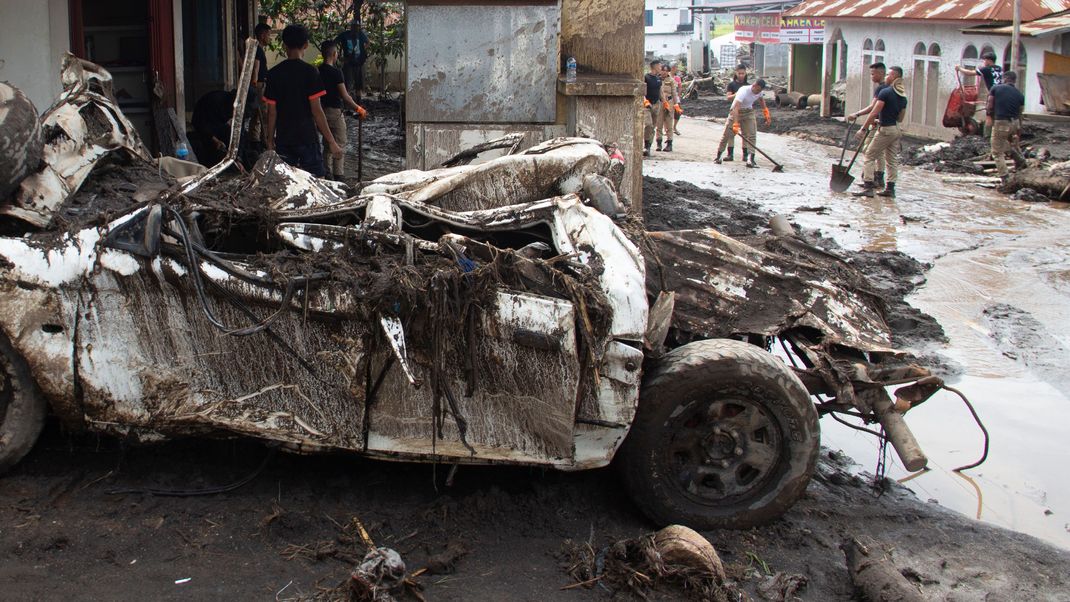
[646,118,1070,549]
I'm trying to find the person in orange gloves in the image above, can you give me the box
[643,61,663,157]
[319,40,368,180]
[715,78,770,168]
[655,64,680,152]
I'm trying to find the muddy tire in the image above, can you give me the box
[0,334,47,474]
[619,339,819,529]
[0,82,43,202]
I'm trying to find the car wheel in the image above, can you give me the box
[618,338,819,529]
[0,334,47,473]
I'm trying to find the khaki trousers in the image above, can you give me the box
[716,113,737,154]
[732,108,757,156]
[655,103,673,142]
[644,104,656,145]
[248,82,268,145]
[861,126,885,172]
[863,124,901,184]
[990,119,1019,177]
[322,107,347,177]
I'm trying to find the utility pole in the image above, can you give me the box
[1010,0,1021,74]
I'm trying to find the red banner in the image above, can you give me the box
[734,12,782,45]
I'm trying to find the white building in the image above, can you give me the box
[645,0,705,63]
[785,0,1070,140]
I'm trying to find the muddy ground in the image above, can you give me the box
[641,177,946,353]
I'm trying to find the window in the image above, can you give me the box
[645,10,653,27]
[680,9,689,25]
[862,39,874,109]
[1004,41,1027,75]
[910,42,942,127]
[961,45,979,86]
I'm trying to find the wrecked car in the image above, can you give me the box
[0,52,943,530]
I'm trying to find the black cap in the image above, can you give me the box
[755,79,768,89]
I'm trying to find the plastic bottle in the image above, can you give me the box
[175,141,189,161]
[566,57,577,83]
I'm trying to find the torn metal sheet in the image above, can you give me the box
[2,54,149,227]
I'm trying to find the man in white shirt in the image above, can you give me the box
[715,79,770,168]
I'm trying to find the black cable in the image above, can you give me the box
[945,384,990,472]
[830,412,884,437]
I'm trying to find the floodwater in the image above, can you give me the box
[646,116,1070,549]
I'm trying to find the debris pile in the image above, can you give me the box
[561,525,739,601]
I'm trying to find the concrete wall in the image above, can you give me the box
[829,20,1064,140]
[0,0,71,112]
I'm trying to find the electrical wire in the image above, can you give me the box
[944,384,990,472]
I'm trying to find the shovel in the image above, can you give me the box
[830,126,870,192]
[736,134,785,172]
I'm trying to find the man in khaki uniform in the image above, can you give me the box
[985,71,1025,182]
[855,66,907,198]
[847,62,888,189]
[655,65,678,152]
[716,79,770,167]
[715,64,749,162]
[643,61,662,156]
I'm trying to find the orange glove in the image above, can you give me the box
[674,103,683,115]
[643,98,651,108]
[732,122,741,135]
[763,106,771,124]
[356,105,368,121]
[663,101,671,111]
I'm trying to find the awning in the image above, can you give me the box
[962,10,1070,36]
[687,0,800,14]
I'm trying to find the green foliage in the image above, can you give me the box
[258,0,356,51]
[363,2,405,94]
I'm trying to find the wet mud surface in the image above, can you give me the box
[3,427,1069,601]
[642,176,946,352]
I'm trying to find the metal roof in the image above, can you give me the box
[687,0,800,13]
[964,10,1070,36]
[784,0,1070,22]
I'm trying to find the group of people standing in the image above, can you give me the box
[194,21,369,181]
[643,60,684,155]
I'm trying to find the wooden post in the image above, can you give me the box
[1011,0,1021,75]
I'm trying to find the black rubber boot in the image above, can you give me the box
[664,140,673,152]
[874,171,885,189]
[656,139,663,152]
[643,142,651,157]
[853,181,876,197]
[877,182,896,198]
[713,151,723,164]
[724,148,734,162]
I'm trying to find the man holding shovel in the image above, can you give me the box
[986,70,1026,184]
[716,79,770,168]
[855,66,907,198]
[847,62,888,190]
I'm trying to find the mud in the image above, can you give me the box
[681,98,930,154]
[982,303,1070,396]
[342,99,404,184]
[3,428,1068,600]
[902,135,991,173]
[642,176,947,351]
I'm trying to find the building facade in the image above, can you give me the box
[645,0,700,62]
[786,0,1070,140]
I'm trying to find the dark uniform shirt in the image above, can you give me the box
[876,86,905,126]
[988,83,1024,120]
[645,73,662,104]
[318,63,345,109]
[264,59,326,147]
[727,77,749,95]
[977,65,1003,90]
[255,45,268,84]
[873,82,889,99]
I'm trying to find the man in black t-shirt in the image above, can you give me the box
[715,64,750,162]
[319,41,368,179]
[856,66,907,198]
[642,61,662,156]
[986,71,1026,180]
[264,24,342,178]
[335,20,369,98]
[957,51,1003,129]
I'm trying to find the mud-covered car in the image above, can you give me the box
[0,52,943,529]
